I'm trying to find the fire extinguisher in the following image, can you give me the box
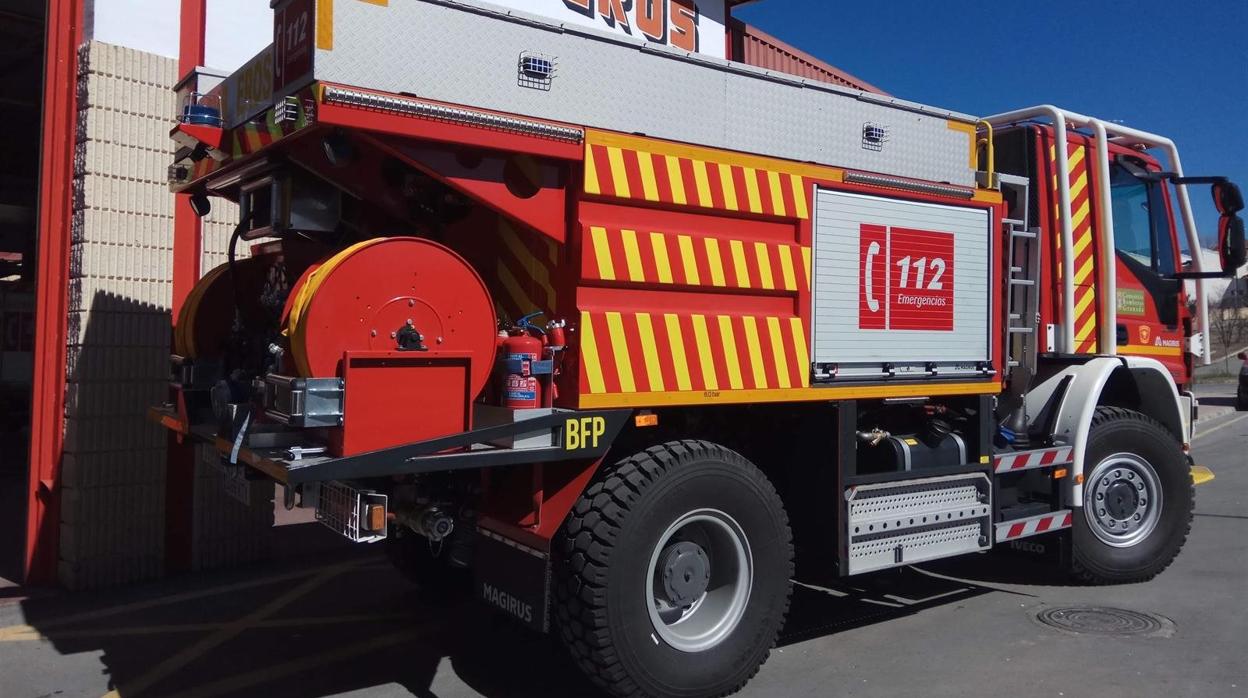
[501,332,543,409]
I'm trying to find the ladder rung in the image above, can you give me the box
[1010,266,1023,274]
[1003,218,1027,227]
[1009,327,1034,334]
[1009,313,1022,320]
[1010,279,1035,287]
[1007,360,1021,367]
[1010,229,1038,239]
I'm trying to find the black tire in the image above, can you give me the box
[1071,407,1194,584]
[386,529,470,593]
[555,440,793,698]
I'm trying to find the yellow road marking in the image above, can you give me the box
[103,561,359,698]
[1194,413,1247,441]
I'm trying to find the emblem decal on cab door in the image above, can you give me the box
[1138,324,1152,345]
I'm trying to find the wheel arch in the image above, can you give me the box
[1028,356,1185,506]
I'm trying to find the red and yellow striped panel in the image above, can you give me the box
[583,226,811,292]
[583,131,839,219]
[579,310,810,398]
[1050,141,1098,354]
[491,218,560,322]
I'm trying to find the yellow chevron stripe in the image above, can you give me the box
[677,234,700,285]
[767,170,787,216]
[500,223,554,307]
[778,245,797,291]
[1076,315,1097,341]
[665,155,688,205]
[607,147,631,198]
[742,316,767,389]
[635,313,665,392]
[755,242,775,290]
[718,316,744,390]
[789,317,810,388]
[801,247,812,288]
[589,226,616,280]
[1075,286,1096,317]
[767,317,792,389]
[1071,198,1091,232]
[718,163,740,211]
[497,262,538,320]
[664,313,693,391]
[691,314,719,391]
[637,151,660,202]
[705,238,727,287]
[1073,223,1094,257]
[650,232,674,284]
[605,311,636,392]
[729,240,751,288]
[1075,259,1095,285]
[743,166,763,214]
[692,160,714,207]
[1069,172,1088,202]
[580,311,605,394]
[1067,145,1085,171]
[790,174,809,219]
[621,229,645,282]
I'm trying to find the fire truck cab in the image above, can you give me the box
[154,2,1245,696]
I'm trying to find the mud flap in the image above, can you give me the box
[474,528,550,633]
[1002,528,1072,567]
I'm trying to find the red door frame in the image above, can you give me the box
[25,0,85,585]
[165,0,209,573]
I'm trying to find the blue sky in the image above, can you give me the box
[736,0,1248,247]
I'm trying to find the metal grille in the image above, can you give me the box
[314,481,388,543]
[850,483,982,518]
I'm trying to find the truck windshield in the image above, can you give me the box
[1110,162,1176,275]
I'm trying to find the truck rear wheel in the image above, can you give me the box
[1071,407,1193,584]
[555,440,793,698]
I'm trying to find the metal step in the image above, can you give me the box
[845,473,992,575]
[1003,218,1027,228]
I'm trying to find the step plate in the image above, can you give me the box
[846,473,992,575]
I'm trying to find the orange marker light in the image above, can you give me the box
[1075,473,1085,485]
[635,412,659,428]
[1053,467,1068,480]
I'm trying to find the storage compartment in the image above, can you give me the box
[810,188,994,381]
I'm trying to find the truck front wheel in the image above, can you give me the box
[1072,407,1194,584]
[555,440,793,698]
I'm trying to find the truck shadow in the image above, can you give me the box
[11,546,1070,697]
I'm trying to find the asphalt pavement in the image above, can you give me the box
[1,386,1244,698]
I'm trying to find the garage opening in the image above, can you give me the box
[0,0,45,585]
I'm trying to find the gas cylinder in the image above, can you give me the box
[501,332,543,409]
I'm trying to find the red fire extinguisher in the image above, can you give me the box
[501,327,544,409]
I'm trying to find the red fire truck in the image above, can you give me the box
[155,1,1245,695]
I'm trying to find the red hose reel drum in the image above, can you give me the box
[285,237,497,399]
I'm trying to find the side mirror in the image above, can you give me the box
[1218,213,1246,274]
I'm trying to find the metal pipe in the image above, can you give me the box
[984,105,1077,353]
[1086,118,1117,355]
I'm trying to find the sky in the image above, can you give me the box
[735,0,1248,248]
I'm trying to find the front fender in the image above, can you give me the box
[1025,356,1184,506]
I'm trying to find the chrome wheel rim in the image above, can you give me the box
[1084,453,1163,548]
[645,508,753,653]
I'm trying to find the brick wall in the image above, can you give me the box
[59,42,270,589]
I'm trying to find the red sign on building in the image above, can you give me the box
[858,224,955,331]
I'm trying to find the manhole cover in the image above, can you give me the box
[1036,606,1172,637]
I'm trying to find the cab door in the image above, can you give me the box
[1108,157,1188,382]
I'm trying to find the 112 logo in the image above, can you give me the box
[859,224,955,331]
